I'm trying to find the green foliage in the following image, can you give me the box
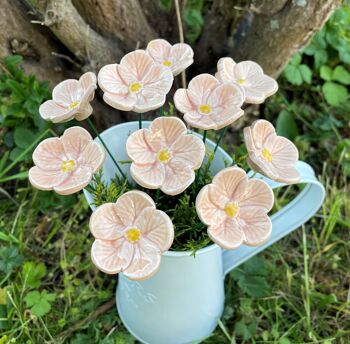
[24,290,56,317]
[0,247,23,274]
[283,53,312,85]
[22,262,47,289]
[184,0,204,43]
[0,55,51,163]
[276,109,299,140]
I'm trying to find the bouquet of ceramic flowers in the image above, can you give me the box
[29,39,299,281]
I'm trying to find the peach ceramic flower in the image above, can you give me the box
[29,127,105,195]
[196,167,274,249]
[126,117,205,195]
[39,72,97,123]
[146,39,194,76]
[174,74,244,130]
[98,50,174,113]
[216,58,278,104]
[244,119,300,184]
[90,190,174,280]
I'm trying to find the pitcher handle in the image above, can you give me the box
[222,160,325,276]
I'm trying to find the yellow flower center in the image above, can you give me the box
[157,148,171,163]
[61,160,76,172]
[163,60,172,67]
[225,202,239,219]
[129,82,142,93]
[261,148,273,162]
[199,104,212,114]
[126,228,141,242]
[237,79,246,85]
[68,101,79,110]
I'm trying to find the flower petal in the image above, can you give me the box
[39,100,73,123]
[244,119,275,151]
[91,238,134,274]
[52,79,83,106]
[196,185,226,226]
[142,65,173,95]
[208,83,244,109]
[215,57,236,83]
[146,116,187,150]
[79,142,105,173]
[126,129,156,164]
[135,207,174,252]
[239,207,272,246]
[79,72,97,91]
[123,242,161,281]
[265,135,299,164]
[161,159,195,195]
[62,126,93,161]
[54,165,92,195]
[29,166,67,191]
[90,203,125,240]
[188,74,220,105]
[169,43,194,76]
[183,113,217,130]
[211,167,247,201]
[208,107,244,131]
[130,163,166,190]
[120,50,154,81]
[32,137,66,170]
[244,75,278,104]
[170,134,205,169]
[98,64,128,94]
[115,190,156,227]
[103,92,137,111]
[74,102,93,121]
[133,92,166,113]
[174,89,196,113]
[208,219,244,249]
[146,39,172,64]
[234,61,263,81]
[234,178,274,212]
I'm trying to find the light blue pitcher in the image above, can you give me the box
[84,121,325,344]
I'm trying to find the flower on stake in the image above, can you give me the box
[146,39,194,76]
[174,74,244,130]
[244,119,300,184]
[39,72,97,123]
[216,58,278,104]
[126,117,205,195]
[98,50,174,113]
[196,167,274,249]
[29,127,105,195]
[90,190,174,280]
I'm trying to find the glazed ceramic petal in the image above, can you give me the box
[28,166,67,191]
[161,159,195,196]
[123,242,161,281]
[79,72,97,92]
[74,102,94,121]
[208,83,244,109]
[91,238,134,274]
[244,119,275,151]
[187,74,219,104]
[234,178,274,212]
[145,116,187,150]
[196,186,226,226]
[120,50,154,81]
[142,65,173,95]
[39,100,72,123]
[115,190,156,227]
[78,142,106,173]
[173,89,195,113]
[130,163,166,190]
[98,64,129,94]
[32,137,66,170]
[265,135,299,163]
[238,206,272,246]
[62,126,92,160]
[146,39,172,63]
[52,79,82,106]
[170,43,194,76]
[89,203,125,241]
[171,134,205,169]
[135,207,174,251]
[53,165,92,195]
[126,130,156,164]
[103,92,137,112]
[208,219,244,250]
[133,92,166,113]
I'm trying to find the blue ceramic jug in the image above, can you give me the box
[84,121,325,344]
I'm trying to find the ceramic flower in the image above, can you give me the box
[39,72,97,123]
[196,167,274,249]
[174,74,244,130]
[126,117,205,195]
[90,190,174,280]
[29,126,105,195]
[146,39,194,76]
[216,58,278,104]
[98,50,174,113]
[244,119,300,184]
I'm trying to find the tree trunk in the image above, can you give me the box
[0,0,341,127]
